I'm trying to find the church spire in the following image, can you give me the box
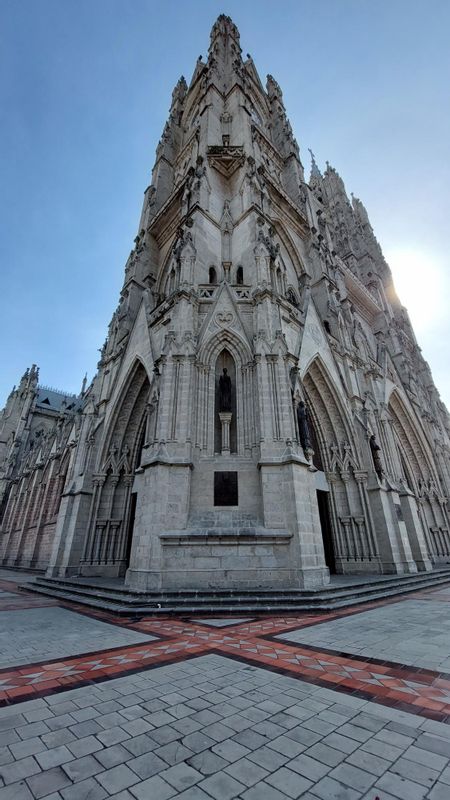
[207,14,243,92]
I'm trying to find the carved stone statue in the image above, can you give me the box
[297,401,312,451]
[369,434,383,479]
[219,368,232,412]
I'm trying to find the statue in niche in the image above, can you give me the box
[297,401,312,451]
[219,368,232,412]
[369,434,384,480]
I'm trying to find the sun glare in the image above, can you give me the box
[385,248,444,333]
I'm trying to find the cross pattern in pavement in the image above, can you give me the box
[1,584,450,725]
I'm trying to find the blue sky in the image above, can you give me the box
[1,0,449,407]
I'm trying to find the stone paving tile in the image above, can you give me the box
[95,763,140,794]
[3,581,450,800]
[26,765,72,798]
[129,774,175,799]
[240,781,291,799]
[122,733,158,757]
[187,749,229,775]
[427,783,450,800]
[198,769,246,799]
[328,761,376,793]
[277,597,450,670]
[154,741,194,766]
[211,739,251,762]
[66,734,103,758]
[161,762,202,791]
[311,775,361,799]
[264,766,313,798]
[61,778,108,800]
[223,756,269,787]
[0,607,153,668]
[127,751,167,779]
[375,770,428,799]
[1,754,41,785]
[92,744,130,768]
[0,782,35,800]
[287,752,331,782]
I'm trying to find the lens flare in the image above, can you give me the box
[385,248,444,333]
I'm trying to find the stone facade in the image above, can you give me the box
[1,15,450,589]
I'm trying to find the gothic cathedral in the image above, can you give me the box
[1,16,450,592]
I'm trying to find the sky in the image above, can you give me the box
[1,0,449,408]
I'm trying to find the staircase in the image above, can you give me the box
[22,568,450,617]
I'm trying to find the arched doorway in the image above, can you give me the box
[306,408,336,573]
[389,390,449,565]
[81,362,150,576]
[302,358,378,574]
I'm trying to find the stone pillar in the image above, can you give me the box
[219,412,232,455]
[125,452,192,591]
[398,487,432,572]
[367,483,418,574]
[259,448,330,589]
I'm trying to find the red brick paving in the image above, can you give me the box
[1,578,450,724]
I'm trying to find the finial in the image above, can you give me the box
[308,148,322,179]
[81,373,87,395]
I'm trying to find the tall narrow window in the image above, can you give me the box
[236,265,243,285]
[209,266,217,285]
[214,349,237,454]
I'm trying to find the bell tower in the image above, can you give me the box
[44,14,448,592]
[117,15,329,590]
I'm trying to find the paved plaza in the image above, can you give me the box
[1,572,450,799]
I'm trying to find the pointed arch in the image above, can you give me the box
[156,233,179,296]
[82,360,152,575]
[198,327,253,368]
[388,387,449,562]
[271,220,306,279]
[302,356,379,573]
[388,387,440,489]
[303,355,358,468]
[196,329,255,457]
[99,358,152,471]
[214,349,237,453]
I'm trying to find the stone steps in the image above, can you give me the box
[22,568,450,616]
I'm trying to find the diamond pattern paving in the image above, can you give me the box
[1,573,450,799]
[0,582,450,724]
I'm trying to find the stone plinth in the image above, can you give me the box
[219,412,232,455]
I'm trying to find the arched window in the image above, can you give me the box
[209,266,217,285]
[236,266,243,285]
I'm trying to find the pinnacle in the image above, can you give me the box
[209,13,241,47]
[308,148,322,180]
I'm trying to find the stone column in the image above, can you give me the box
[398,487,432,571]
[219,412,232,455]
[259,448,330,589]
